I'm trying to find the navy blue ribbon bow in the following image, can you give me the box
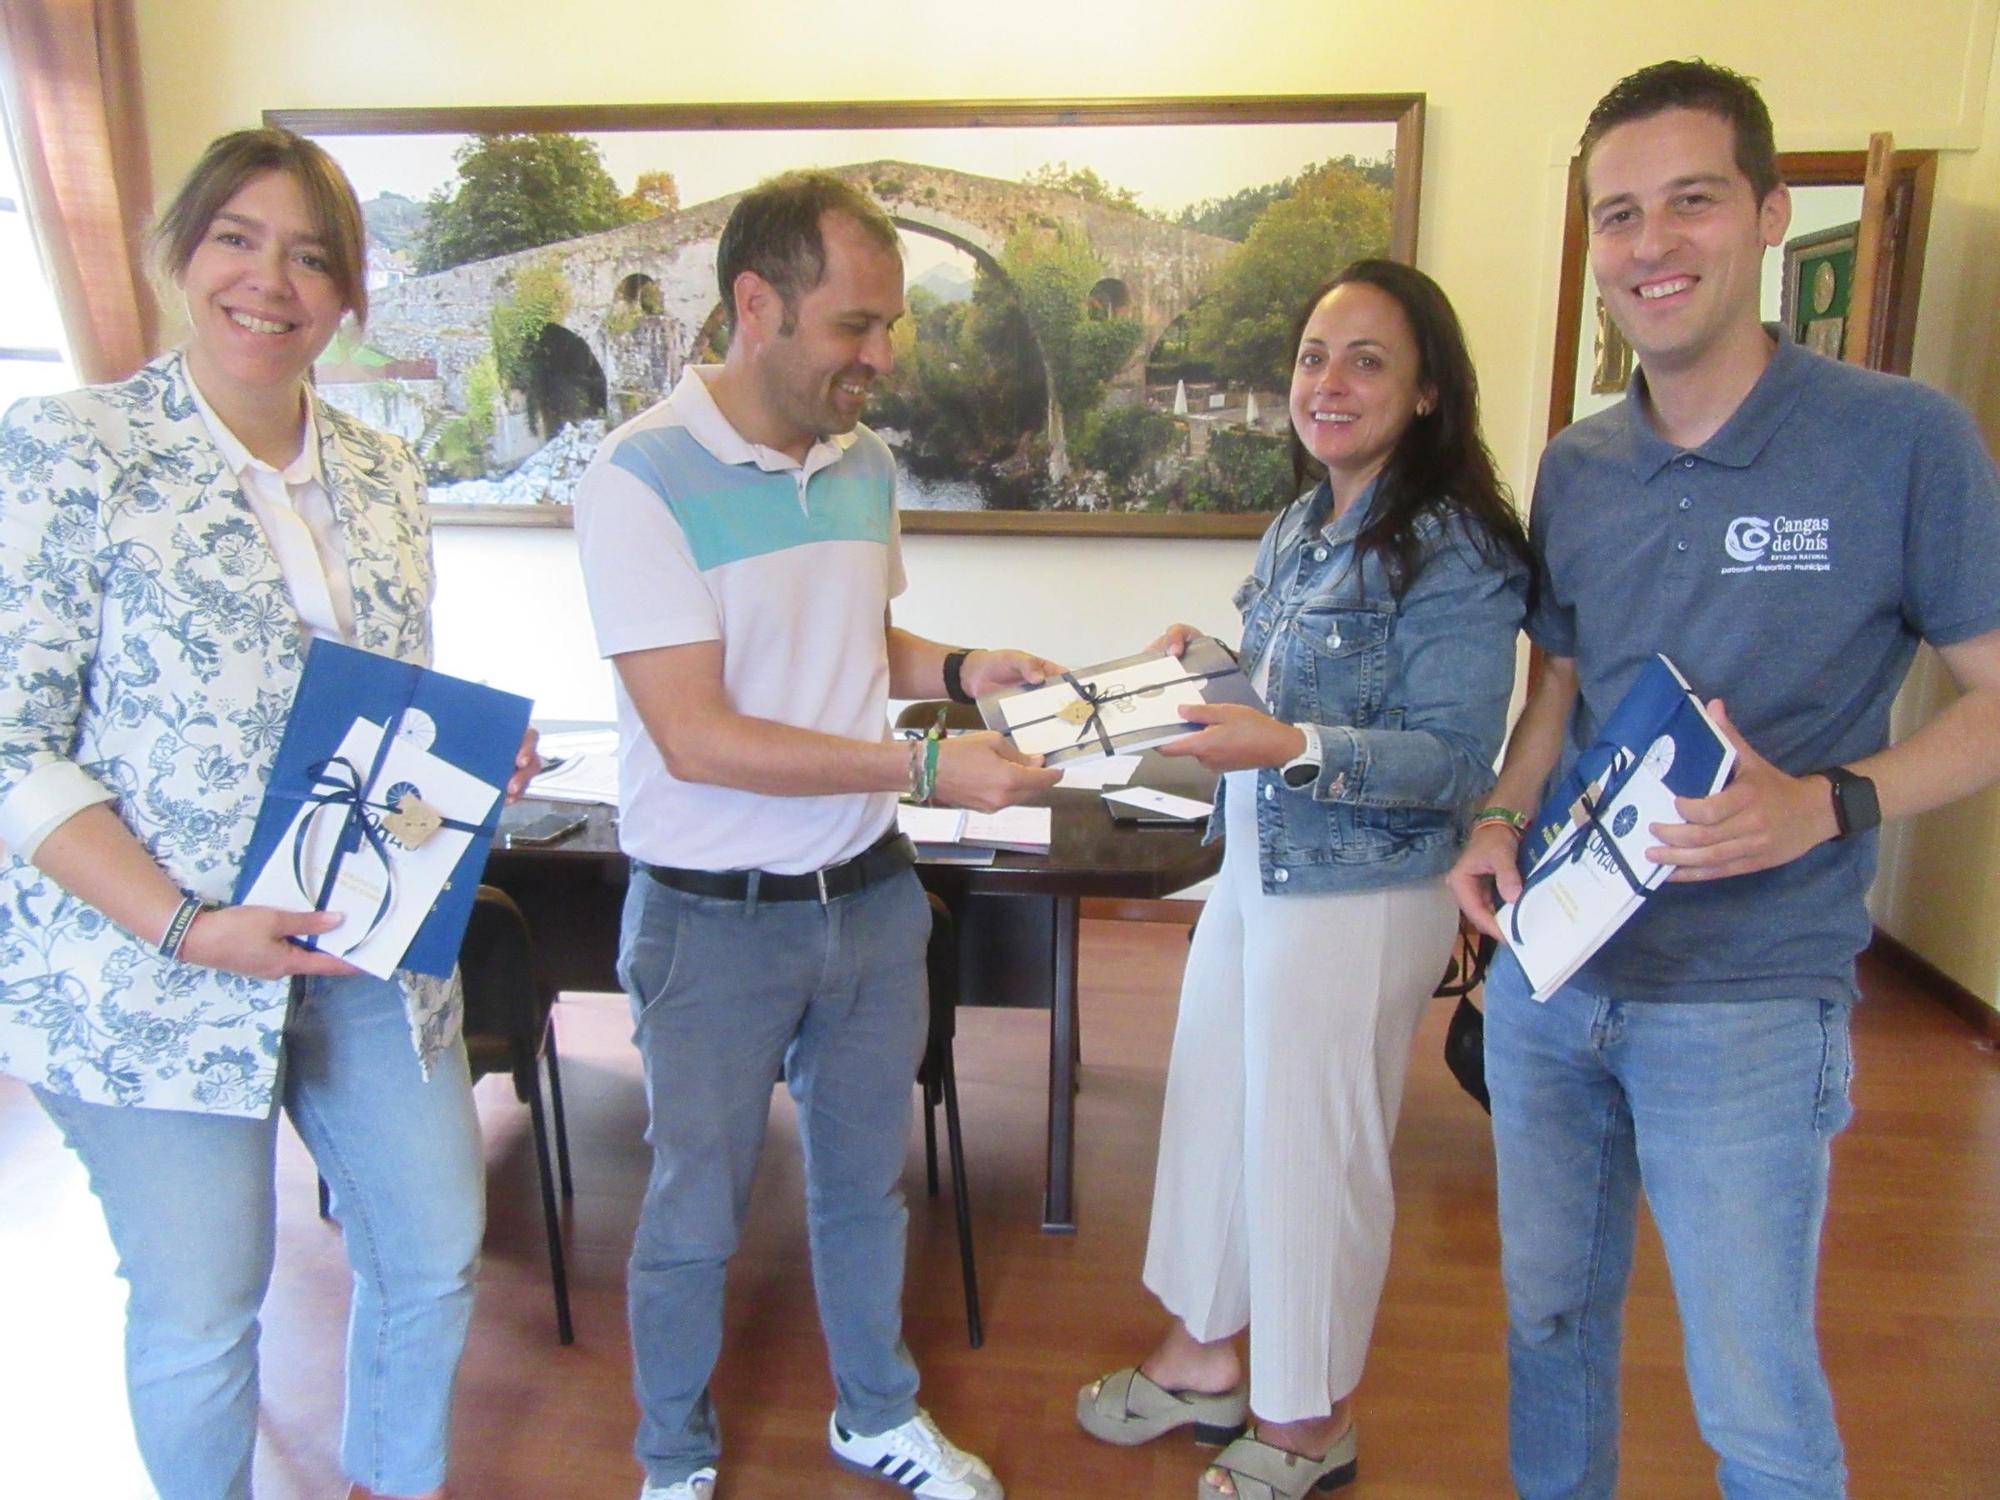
[1008,664,1236,757]
[290,714,485,955]
[1506,786,1652,949]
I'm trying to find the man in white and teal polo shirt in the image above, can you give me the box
[1450,61,2000,1500]
[577,172,1061,1500]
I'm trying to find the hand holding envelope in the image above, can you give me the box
[977,637,1264,768]
[241,714,503,979]
[233,640,534,980]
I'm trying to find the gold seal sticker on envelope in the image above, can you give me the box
[382,793,446,850]
[1058,698,1098,726]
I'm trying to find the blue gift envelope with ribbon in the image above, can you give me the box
[233,640,533,978]
[979,636,1263,768]
[1498,653,1735,999]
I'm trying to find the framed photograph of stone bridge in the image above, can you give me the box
[268,96,1424,537]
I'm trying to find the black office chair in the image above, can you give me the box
[313,887,577,1343]
[893,698,985,735]
[919,890,982,1348]
[457,884,577,1343]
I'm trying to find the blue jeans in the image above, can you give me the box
[1483,948,1853,1499]
[619,866,931,1488]
[35,972,484,1500]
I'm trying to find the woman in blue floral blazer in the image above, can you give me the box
[0,130,531,1500]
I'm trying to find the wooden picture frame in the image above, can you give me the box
[1780,222,1859,359]
[271,95,1426,537]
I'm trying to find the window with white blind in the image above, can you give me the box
[0,130,76,410]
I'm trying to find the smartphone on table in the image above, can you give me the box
[500,808,588,847]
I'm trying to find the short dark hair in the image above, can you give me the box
[715,170,901,333]
[153,127,370,325]
[1579,59,1782,206]
[1288,260,1534,603]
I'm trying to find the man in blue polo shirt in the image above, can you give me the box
[577,171,1061,1500]
[1449,61,2000,1499]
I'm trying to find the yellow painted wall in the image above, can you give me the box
[129,0,2000,1002]
[1872,27,2000,1006]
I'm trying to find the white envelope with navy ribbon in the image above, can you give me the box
[978,636,1263,768]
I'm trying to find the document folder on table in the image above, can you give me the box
[234,640,534,977]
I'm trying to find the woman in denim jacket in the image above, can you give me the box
[0,131,534,1500]
[1078,262,1532,1500]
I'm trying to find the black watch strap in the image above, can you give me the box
[942,649,976,705]
[1819,766,1880,839]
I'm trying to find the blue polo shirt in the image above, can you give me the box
[1528,339,2000,1004]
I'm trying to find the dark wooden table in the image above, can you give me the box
[484,755,1219,1232]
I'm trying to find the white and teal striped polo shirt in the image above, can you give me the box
[575,366,905,874]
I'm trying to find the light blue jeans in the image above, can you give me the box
[1483,947,1853,1500]
[34,972,484,1500]
[619,866,931,1489]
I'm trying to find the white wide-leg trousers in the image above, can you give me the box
[1142,774,1457,1422]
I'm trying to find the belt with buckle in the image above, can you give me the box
[640,830,916,905]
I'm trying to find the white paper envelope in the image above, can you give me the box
[242,716,503,978]
[960,806,1053,851]
[1502,733,1683,999]
[999,657,1199,758]
[1103,787,1213,821]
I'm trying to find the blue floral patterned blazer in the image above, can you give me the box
[0,352,459,1116]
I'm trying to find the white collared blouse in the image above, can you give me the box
[0,351,459,1116]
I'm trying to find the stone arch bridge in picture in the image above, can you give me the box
[342,160,1240,470]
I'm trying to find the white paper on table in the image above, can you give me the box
[1498,733,1684,1000]
[896,804,968,844]
[1103,786,1213,821]
[961,806,1053,851]
[525,753,620,806]
[536,728,619,759]
[1057,754,1141,789]
[997,657,1197,758]
[242,716,502,979]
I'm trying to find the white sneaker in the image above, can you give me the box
[638,1467,715,1500]
[829,1410,1004,1499]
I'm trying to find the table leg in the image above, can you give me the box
[1042,893,1080,1234]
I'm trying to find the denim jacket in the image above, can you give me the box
[0,353,458,1116]
[1216,479,1529,894]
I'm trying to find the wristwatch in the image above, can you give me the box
[1280,724,1323,789]
[1819,766,1880,839]
[941,649,976,705]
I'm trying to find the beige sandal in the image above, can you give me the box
[1076,1366,1249,1447]
[1198,1425,1357,1500]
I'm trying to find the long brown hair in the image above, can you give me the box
[1287,260,1533,600]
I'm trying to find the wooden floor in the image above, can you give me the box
[2,921,1996,1499]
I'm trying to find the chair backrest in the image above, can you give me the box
[894,699,985,734]
[459,885,553,1048]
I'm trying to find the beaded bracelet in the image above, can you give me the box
[156,893,205,961]
[1469,804,1529,836]
[921,715,944,803]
